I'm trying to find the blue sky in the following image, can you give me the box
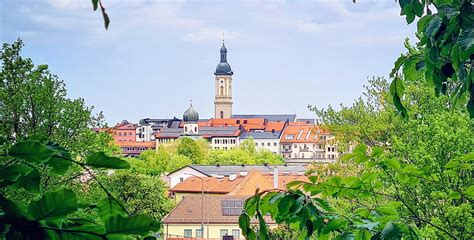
[1,0,416,125]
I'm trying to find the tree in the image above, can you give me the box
[128,147,170,176]
[0,137,161,239]
[0,39,117,157]
[104,171,174,221]
[241,77,473,239]
[387,0,474,118]
[176,137,208,164]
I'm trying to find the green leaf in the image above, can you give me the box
[239,213,251,237]
[464,185,474,198]
[12,168,41,193]
[9,140,54,163]
[424,15,442,40]
[28,188,77,220]
[0,196,24,219]
[323,218,347,234]
[384,158,401,170]
[244,195,259,217]
[354,207,370,218]
[97,197,127,222]
[91,0,99,11]
[375,203,398,216]
[286,180,306,190]
[355,229,372,240]
[390,77,408,119]
[390,55,408,78]
[85,152,130,169]
[313,198,333,212]
[104,214,160,236]
[448,191,461,199]
[457,28,474,55]
[0,164,33,187]
[47,154,73,175]
[100,3,110,30]
[380,222,403,239]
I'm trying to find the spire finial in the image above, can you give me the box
[189,98,193,107]
[222,32,225,44]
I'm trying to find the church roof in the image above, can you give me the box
[183,104,199,122]
[215,43,233,76]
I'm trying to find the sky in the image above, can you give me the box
[0,0,416,125]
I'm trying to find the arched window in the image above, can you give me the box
[194,126,197,132]
[220,111,224,119]
[220,85,224,96]
[184,126,188,132]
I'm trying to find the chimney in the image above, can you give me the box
[273,167,279,189]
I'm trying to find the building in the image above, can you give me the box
[163,195,276,240]
[111,120,138,143]
[214,42,233,119]
[155,104,242,150]
[116,141,156,157]
[280,122,336,164]
[164,164,307,188]
[239,131,281,154]
[168,170,307,202]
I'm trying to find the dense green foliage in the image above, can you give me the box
[0,39,119,157]
[1,39,166,239]
[130,138,284,174]
[0,138,161,239]
[240,77,473,239]
[388,0,473,118]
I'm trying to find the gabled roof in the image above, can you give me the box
[231,114,296,122]
[280,123,329,143]
[186,164,307,176]
[169,170,308,195]
[163,195,275,224]
[169,175,245,194]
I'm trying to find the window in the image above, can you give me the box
[220,229,228,238]
[274,142,277,146]
[184,229,192,237]
[179,177,184,182]
[220,86,224,95]
[267,142,270,146]
[196,229,203,238]
[232,229,240,238]
[220,111,224,119]
[243,120,248,124]
[255,143,258,146]
[285,134,294,140]
[129,132,132,136]
[222,199,244,216]
[328,147,331,151]
[236,120,240,124]
[332,147,335,152]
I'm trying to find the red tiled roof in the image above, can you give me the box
[280,123,329,143]
[163,195,276,224]
[170,171,308,195]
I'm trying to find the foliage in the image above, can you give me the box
[0,39,118,157]
[242,76,473,239]
[137,138,284,173]
[0,138,160,239]
[103,171,174,221]
[91,0,110,29]
[387,0,474,118]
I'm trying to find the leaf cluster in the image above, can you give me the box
[0,137,160,239]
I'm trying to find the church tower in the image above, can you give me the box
[214,41,233,119]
